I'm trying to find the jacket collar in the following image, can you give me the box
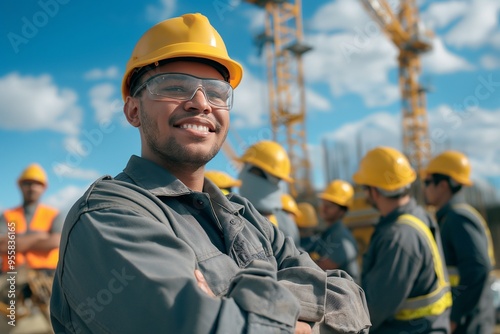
[436,192,465,221]
[378,197,418,226]
[122,155,244,215]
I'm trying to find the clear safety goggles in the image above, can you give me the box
[133,73,233,110]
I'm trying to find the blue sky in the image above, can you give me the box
[1,0,500,213]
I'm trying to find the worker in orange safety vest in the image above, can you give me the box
[0,164,63,273]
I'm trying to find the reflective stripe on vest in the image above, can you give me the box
[2,205,60,270]
[394,214,452,321]
[453,203,496,267]
[447,266,460,287]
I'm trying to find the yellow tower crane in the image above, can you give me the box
[360,0,433,174]
[245,0,314,200]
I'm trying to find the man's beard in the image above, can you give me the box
[139,102,226,168]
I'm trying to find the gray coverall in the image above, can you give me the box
[50,155,371,334]
[304,221,360,283]
[361,199,451,334]
[274,209,301,247]
[437,197,495,334]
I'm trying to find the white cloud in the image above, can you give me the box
[243,8,265,34]
[63,136,90,157]
[321,106,500,199]
[480,54,500,69]
[0,72,81,135]
[421,37,474,74]
[322,111,402,182]
[306,89,331,112]
[89,83,122,123]
[422,1,468,30]
[325,111,401,150]
[84,66,119,80]
[146,0,176,22]
[490,31,500,49]
[231,66,270,129]
[304,31,400,107]
[309,0,369,32]
[428,105,500,167]
[445,0,500,48]
[52,162,102,181]
[45,184,90,213]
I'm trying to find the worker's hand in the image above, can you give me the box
[195,269,215,297]
[316,257,339,271]
[295,321,312,334]
[450,321,457,333]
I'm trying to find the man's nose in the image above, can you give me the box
[186,87,211,113]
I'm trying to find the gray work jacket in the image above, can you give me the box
[361,199,450,334]
[305,221,360,283]
[50,155,370,334]
[437,197,495,334]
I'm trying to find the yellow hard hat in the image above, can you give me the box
[295,202,318,228]
[122,13,243,100]
[318,180,354,208]
[281,194,300,217]
[18,163,48,187]
[205,170,242,189]
[239,141,293,183]
[422,150,472,186]
[353,146,416,191]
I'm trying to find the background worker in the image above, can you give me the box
[422,150,495,334]
[0,164,63,329]
[295,202,319,250]
[305,180,359,282]
[204,170,241,195]
[0,163,63,272]
[353,146,451,334]
[238,140,300,246]
[50,13,370,334]
[280,193,302,246]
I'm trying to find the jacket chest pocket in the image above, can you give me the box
[230,232,270,268]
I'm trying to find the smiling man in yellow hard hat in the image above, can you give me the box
[50,13,370,334]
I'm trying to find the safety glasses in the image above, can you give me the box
[133,73,233,109]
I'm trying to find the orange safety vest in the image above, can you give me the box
[2,204,60,271]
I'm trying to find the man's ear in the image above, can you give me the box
[124,96,141,127]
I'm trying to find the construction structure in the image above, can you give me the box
[360,0,433,174]
[245,0,314,200]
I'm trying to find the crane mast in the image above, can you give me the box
[360,0,432,173]
[246,0,314,199]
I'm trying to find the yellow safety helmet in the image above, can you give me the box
[318,180,354,208]
[122,13,243,100]
[422,150,473,186]
[205,170,242,189]
[18,163,48,187]
[281,194,301,217]
[295,202,318,228]
[353,146,416,191]
[239,141,293,183]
